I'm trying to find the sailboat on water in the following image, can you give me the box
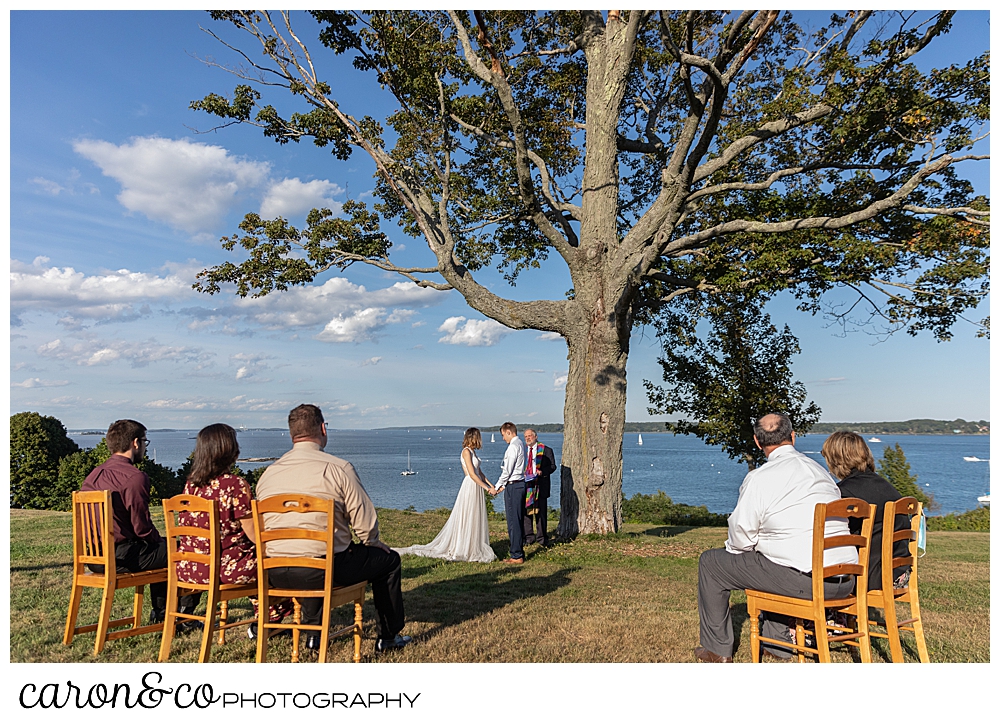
[491,433,495,443]
[401,450,417,476]
[637,434,643,446]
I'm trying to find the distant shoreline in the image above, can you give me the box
[69,419,990,436]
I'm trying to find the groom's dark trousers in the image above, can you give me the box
[503,481,527,560]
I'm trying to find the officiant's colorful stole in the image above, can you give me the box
[525,443,546,510]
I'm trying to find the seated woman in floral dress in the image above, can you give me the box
[177,423,290,634]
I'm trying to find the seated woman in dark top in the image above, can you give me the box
[177,423,290,633]
[820,431,911,590]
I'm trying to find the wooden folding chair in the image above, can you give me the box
[63,490,167,655]
[158,494,258,662]
[252,494,365,663]
[746,497,875,663]
[866,497,929,662]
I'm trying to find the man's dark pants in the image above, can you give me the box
[89,537,169,613]
[524,493,548,545]
[89,538,200,614]
[697,547,856,658]
[268,542,405,641]
[503,481,527,560]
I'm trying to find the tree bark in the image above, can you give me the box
[557,290,630,537]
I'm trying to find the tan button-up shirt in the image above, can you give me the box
[255,441,380,557]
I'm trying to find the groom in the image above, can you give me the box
[494,422,527,564]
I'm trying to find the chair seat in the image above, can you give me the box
[76,568,167,589]
[746,589,857,608]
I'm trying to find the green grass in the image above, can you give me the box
[9,508,989,663]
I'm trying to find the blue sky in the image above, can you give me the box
[7,10,991,431]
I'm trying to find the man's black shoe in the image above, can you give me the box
[304,632,322,651]
[247,622,292,640]
[375,634,413,654]
[148,609,166,625]
[176,619,204,635]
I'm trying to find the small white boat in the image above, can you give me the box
[977,494,990,505]
[401,450,417,476]
[491,433,495,443]
[868,437,882,443]
[964,456,988,462]
[637,434,643,446]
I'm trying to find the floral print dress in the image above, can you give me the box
[177,473,258,585]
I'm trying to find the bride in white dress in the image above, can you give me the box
[394,428,498,563]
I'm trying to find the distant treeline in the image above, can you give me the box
[808,419,989,435]
[471,419,990,435]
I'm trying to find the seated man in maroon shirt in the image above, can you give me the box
[80,419,172,623]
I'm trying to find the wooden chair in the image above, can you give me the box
[63,490,167,655]
[746,498,875,663]
[158,494,258,663]
[865,497,929,662]
[252,494,365,663]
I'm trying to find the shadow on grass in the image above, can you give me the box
[10,561,74,573]
[405,565,577,643]
[637,526,707,539]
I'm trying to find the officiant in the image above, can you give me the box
[523,428,556,547]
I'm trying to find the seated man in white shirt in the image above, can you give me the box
[694,413,857,662]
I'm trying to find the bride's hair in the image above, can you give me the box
[463,427,482,450]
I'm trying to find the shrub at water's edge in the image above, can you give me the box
[877,442,935,510]
[927,506,989,531]
[622,490,728,527]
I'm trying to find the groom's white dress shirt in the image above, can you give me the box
[496,436,526,490]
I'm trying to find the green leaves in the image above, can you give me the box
[195,200,391,298]
[645,295,821,470]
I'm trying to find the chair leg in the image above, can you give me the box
[795,622,806,663]
[198,589,219,663]
[884,597,904,663]
[94,583,115,656]
[816,616,831,664]
[747,600,760,663]
[318,596,332,665]
[291,599,302,663]
[353,598,363,663]
[64,581,84,646]
[218,600,228,646]
[131,584,145,630]
[905,585,929,663]
[256,588,269,664]
[158,580,177,663]
[856,609,872,663]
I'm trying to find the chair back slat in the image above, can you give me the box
[162,495,221,580]
[881,497,922,594]
[811,498,875,603]
[72,491,114,570]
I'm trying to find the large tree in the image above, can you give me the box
[10,411,80,509]
[192,10,989,535]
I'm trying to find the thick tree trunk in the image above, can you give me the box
[557,306,629,537]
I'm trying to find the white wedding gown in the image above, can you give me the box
[394,448,497,563]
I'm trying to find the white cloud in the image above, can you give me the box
[437,316,511,347]
[260,178,343,219]
[11,378,70,388]
[315,308,387,343]
[74,136,269,233]
[553,373,568,389]
[537,331,563,341]
[30,177,66,195]
[36,336,213,368]
[10,256,193,321]
[235,277,445,330]
[360,356,382,366]
[231,352,273,382]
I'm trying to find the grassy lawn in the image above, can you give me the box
[10,507,989,663]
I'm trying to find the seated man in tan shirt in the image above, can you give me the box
[255,404,412,654]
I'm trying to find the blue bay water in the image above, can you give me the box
[70,429,991,516]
